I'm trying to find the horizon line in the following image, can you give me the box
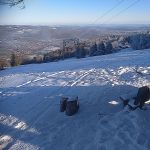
[0,23,150,27]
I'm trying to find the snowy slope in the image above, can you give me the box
[0,49,150,150]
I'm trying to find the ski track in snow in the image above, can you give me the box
[0,49,150,150]
[0,68,96,149]
[15,69,95,141]
[21,68,95,117]
[16,71,65,88]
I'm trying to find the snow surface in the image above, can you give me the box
[0,49,150,150]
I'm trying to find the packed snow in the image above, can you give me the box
[0,49,150,150]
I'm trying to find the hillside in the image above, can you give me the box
[1,25,150,61]
[0,49,150,150]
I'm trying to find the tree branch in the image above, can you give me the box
[0,0,24,8]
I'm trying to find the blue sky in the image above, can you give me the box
[0,0,150,25]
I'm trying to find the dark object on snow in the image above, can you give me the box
[120,97,135,110]
[134,86,150,108]
[60,97,68,112]
[123,99,129,107]
[66,97,79,116]
[119,96,129,107]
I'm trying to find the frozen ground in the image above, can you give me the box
[0,49,150,150]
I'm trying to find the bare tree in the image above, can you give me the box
[0,0,25,8]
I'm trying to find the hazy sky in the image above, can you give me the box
[0,0,150,25]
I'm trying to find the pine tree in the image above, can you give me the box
[89,42,97,56]
[130,33,150,50]
[75,46,80,58]
[98,41,105,55]
[10,53,20,66]
[75,44,86,58]
[0,59,7,70]
[105,42,113,54]
[80,45,86,58]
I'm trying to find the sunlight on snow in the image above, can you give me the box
[0,91,30,97]
[0,135,13,149]
[8,139,39,150]
[0,66,150,88]
[108,100,119,105]
[0,114,40,134]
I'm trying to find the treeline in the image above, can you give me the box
[128,32,150,50]
[0,41,114,70]
[1,32,150,70]
[43,41,114,60]
[75,41,114,58]
[0,59,7,70]
[0,53,22,70]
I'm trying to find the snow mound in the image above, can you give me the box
[0,49,150,150]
